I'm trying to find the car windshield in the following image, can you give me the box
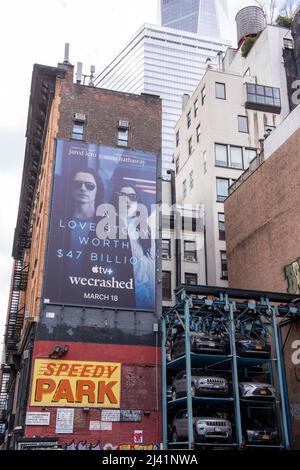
[246,408,274,429]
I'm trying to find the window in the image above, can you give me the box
[215,143,228,167]
[238,115,249,133]
[184,241,197,262]
[230,146,243,169]
[201,86,206,105]
[72,121,84,140]
[176,130,180,147]
[117,127,129,146]
[185,273,198,286]
[220,251,228,280]
[187,111,191,128]
[188,137,192,155]
[189,170,194,190]
[203,151,207,174]
[162,239,171,260]
[194,98,199,117]
[175,157,179,174]
[162,271,172,300]
[246,83,281,108]
[216,82,226,100]
[196,124,201,143]
[216,178,229,202]
[183,180,187,199]
[244,148,257,168]
[218,213,225,241]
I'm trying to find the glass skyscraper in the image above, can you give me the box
[159,0,229,38]
[95,24,230,176]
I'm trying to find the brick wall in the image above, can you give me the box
[57,65,162,155]
[224,128,300,449]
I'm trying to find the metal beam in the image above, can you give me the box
[184,295,194,449]
[161,317,168,449]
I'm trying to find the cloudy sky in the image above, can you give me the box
[0,0,255,352]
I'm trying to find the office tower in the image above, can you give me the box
[159,0,230,38]
[95,24,230,176]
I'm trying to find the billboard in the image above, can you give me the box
[30,359,121,408]
[44,139,157,309]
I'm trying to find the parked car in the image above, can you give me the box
[236,335,271,358]
[239,382,276,400]
[243,409,278,445]
[171,409,232,443]
[171,332,227,360]
[167,385,172,401]
[171,369,229,400]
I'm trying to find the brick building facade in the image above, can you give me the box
[0,61,162,450]
[224,106,300,448]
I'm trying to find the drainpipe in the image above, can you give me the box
[167,170,181,287]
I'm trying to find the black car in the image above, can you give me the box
[236,335,271,358]
[243,408,278,445]
[171,332,227,360]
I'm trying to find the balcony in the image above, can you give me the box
[245,83,281,114]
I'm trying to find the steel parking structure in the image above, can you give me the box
[162,285,300,450]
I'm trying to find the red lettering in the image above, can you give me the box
[106,365,118,378]
[92,366,105,378]
[43,363,56,376]
[55,364,69,376]
[52,380,75,403]
[68,364,82,377]
[35,378,56,402]
[97,381,118,404]
[76,380,96,403]
[81,365,93,377]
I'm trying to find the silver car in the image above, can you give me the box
[239,382,276,400]
[171,369,229,400]
[171,410,232,443]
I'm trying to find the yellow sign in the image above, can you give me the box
[30,359,121,408]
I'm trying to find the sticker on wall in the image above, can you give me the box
[101,409,121,422]
[134,430,144,444]
[25,412,50,426]
[55,408,74,434]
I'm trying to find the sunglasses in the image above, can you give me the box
[117,192,137,201]
[73,180,96,191]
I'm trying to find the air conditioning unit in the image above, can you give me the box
[73,113,86,122]
[118,120,129,128]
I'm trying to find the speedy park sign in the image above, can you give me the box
[30,360,121,408]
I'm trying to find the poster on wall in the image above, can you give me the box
[44,139,157,310]
[30,359,121,408]
[55,408,74,434]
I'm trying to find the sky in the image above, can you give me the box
[0,0,254,354]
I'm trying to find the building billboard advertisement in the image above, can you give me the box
[44,139,157,310]
[30,359,121,408]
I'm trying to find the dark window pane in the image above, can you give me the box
[184,241,197,262]
[162,271,172,300]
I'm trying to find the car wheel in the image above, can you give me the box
[172,429,179,443]
[171,389,177,401]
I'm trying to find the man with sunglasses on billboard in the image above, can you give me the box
[72,170,99,220]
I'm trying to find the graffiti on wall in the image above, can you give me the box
[64,441,160,450]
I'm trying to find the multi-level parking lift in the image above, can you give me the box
[162,285,300,450]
